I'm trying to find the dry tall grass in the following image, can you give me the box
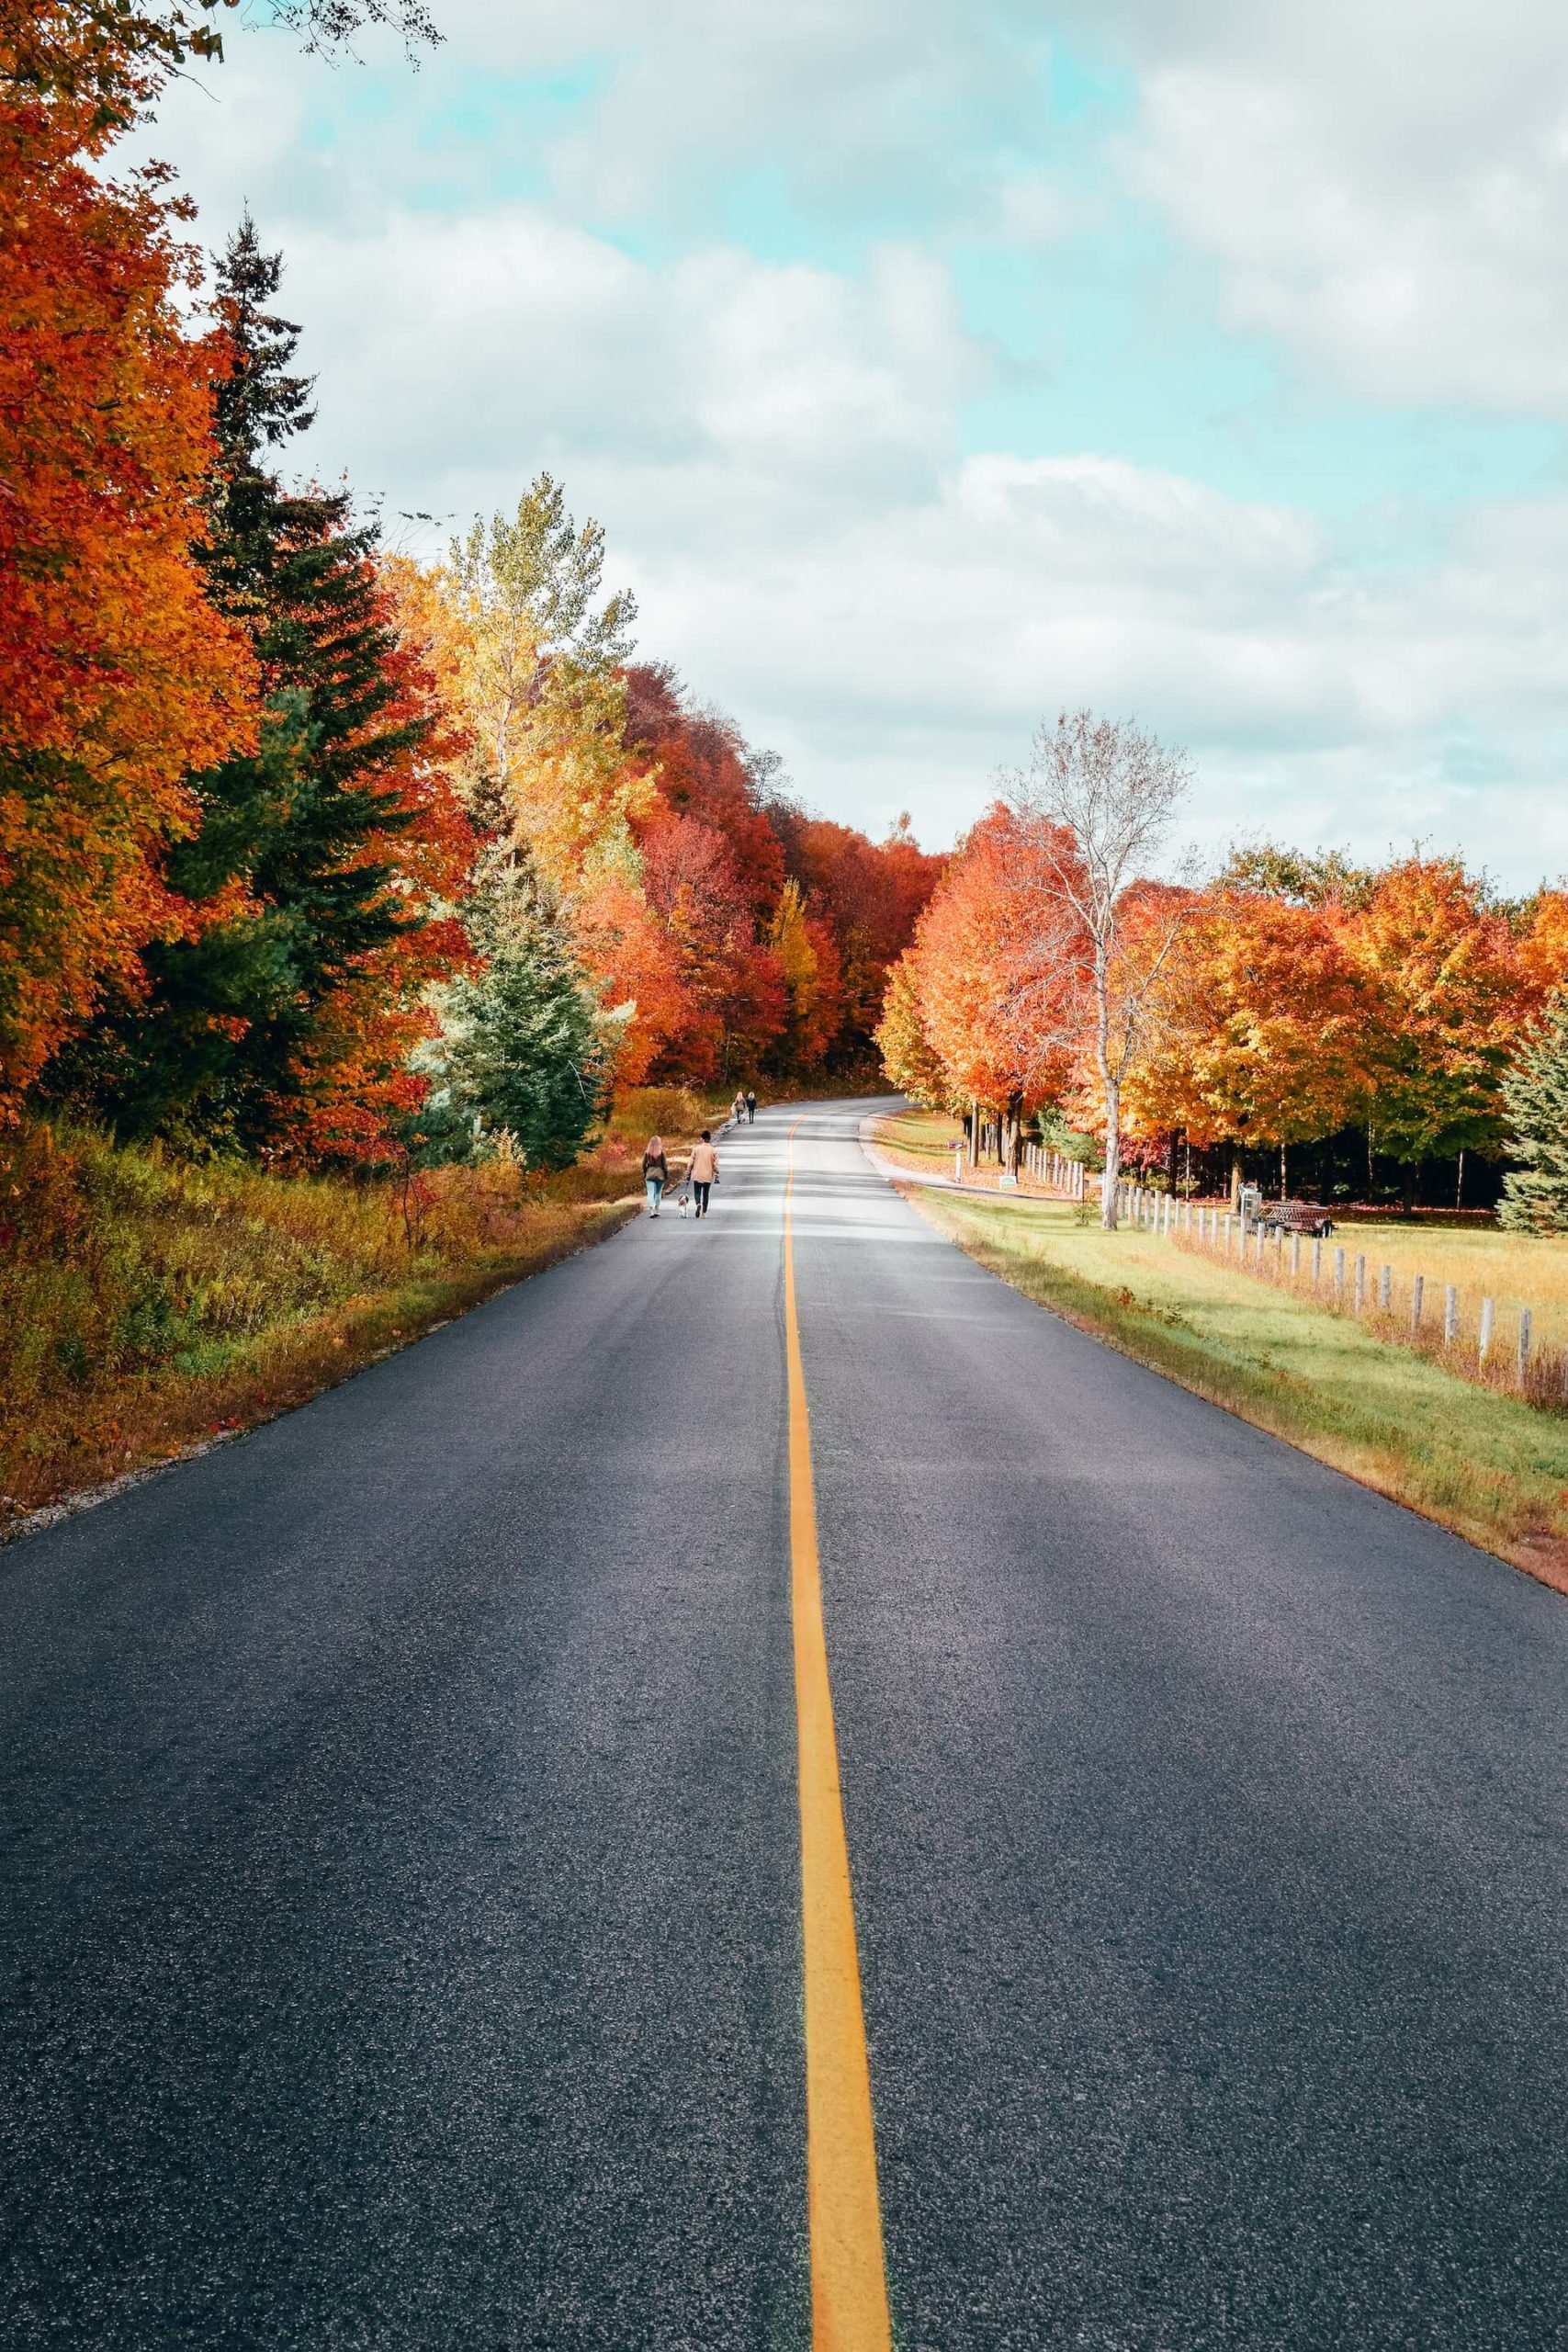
[1167,1206,1568,1408]
[0,1123,639,1528]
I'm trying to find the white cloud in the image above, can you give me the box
[1081,0,1568,411]
[278,209,978,538]
[119,3,1568,886]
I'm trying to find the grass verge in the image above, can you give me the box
[1,1123,644,1535]
[905,1183,1568,1595]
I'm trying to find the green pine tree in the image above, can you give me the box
[423,848,607,1172]
[1499,991,1568,1232]
[57,218,430,1148]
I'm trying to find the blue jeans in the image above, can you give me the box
[646,1176,664,1209]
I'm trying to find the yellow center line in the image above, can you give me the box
[784,1116,893,2352]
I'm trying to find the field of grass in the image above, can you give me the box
[869,1105,960,1160]
[866,1107,1089,1202]
[906,1181,1568,1591]
[1275,1218,1568,1360]
[0,1117,662,1532]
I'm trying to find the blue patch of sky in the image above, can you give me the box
[952,228,1559,520]
[296,58,609,214]
[277,25,1559,523]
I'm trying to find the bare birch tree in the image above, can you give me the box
[1009,711,1193,1229]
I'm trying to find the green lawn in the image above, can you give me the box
[869,1106,963,1160]
[908,1184,1568,1591]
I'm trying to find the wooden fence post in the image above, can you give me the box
[1518,1308,1532,1385]
[1355,1254,1366,1312]
[1443,1284,1458,1345]
[1479,1296,1495,1364]
[1292,1233,1302,1277]
[1334,1245,1346,1302]
[1313,1237,1322,1285]
[1379,1264,1391,1312]
[1411,1274,1424,1333]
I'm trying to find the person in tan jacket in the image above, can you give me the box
[687,1130,718,1218]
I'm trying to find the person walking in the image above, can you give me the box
[642,1135,669,1216]
[745,1089,756,1124]
[731,1090,747,1129]
[688,1130,718,1218]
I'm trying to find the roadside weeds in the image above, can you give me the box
[2,1185,640,1543]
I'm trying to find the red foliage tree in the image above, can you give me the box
[0,2,257,1114]
[911,804,1086,1138]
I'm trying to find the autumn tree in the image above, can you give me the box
[1010,713,1192,1226]
[1126,887,1373,1197]
[446,478,643,893]
[767,881,842,1076]
[874,949,951,1109]
[624,667,786,921]
[0,0,256,1114]
[1217,841,1371,908]
[635,812,784,1080]
[57,220,469,1149]
[908,804,1083,1163]
[768,808,941,1057]
[1347,855,1520,1207]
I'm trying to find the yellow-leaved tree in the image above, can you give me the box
[442,476,650,891]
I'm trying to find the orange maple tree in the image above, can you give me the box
[0,0,257,1114]
[1346,854,1522,1178]
[1123,888,1373,1173]
[910,804,1085,1132]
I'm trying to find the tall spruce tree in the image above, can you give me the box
[1499,992,1568,1232]
[58,218,431,1146]
[421,845,607,1172]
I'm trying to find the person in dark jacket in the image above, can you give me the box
[745,1090,756,1123]
[642,1136,669,1216]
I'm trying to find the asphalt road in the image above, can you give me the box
[3,1102,1566,2349]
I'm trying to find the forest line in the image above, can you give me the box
[877,718,1568,1229]
[2,2,940,1176]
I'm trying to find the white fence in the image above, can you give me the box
[1111,1180,1560,1408]
[1021,1144,1086,1200]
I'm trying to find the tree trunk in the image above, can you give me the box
[1101,1076,1122,1228]
[1006,1095,1023,1174]
[1229,1149,1243,1210]
[1280,1140,1287,1198]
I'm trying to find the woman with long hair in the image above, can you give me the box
[642,1135,669,1216]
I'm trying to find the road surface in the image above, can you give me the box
[3,1102,1566,2348]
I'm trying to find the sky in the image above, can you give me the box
[130,0,1568,883]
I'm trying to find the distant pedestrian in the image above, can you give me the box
[688,1130,718,1218]
[642,1135,669,1216]
[732,1090,747,1128]
[745,1090,756,1123]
